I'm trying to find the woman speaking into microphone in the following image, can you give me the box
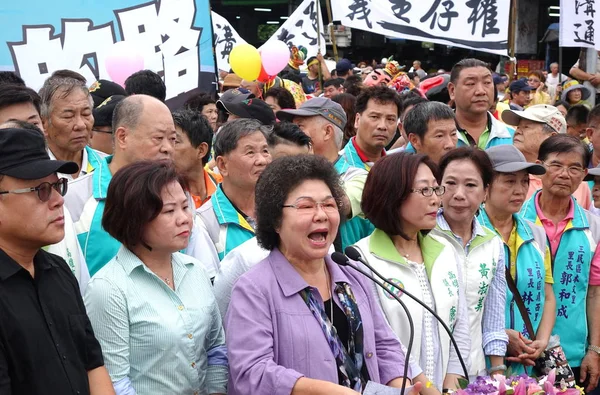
[225,154,418,395]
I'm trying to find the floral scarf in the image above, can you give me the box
[299,282,366,391]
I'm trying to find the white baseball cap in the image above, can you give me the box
[501,104,567,134]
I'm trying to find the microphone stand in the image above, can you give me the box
[345,246,470,380]
[331,252,413,395]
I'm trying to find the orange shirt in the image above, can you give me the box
[527,174,592,210]
[192,169,222,209]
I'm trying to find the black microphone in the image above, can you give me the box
[331,252,414,395]
[344,246,469,379]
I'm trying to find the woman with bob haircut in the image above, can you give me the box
[84,160,228,395]
[352,152,470,393]
[431,147,508,379]
[225,154,418,395]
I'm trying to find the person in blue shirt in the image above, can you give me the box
[85,160,227,395]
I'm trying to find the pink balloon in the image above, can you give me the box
[105,41,145,87]
[260,40,290,76]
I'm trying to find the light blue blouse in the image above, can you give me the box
[84,247,227,395]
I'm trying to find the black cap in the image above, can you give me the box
[89,79,127,108]
[93,95,125,127]
[219,95,275,125]
[0,128,78,180]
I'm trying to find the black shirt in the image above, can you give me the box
[301,76,320,94]
[324,298,370,385]
[0,249,104,395]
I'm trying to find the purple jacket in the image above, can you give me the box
[225,248,409,395]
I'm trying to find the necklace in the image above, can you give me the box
[163,277,171,286]
[396,247,411,260]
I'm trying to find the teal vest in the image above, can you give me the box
[340,138,371,171]
[333,155,375,250]
[76,156,121,276]
[85,145,106,172]
[478,210,547,373]
[520,192,594,367]
[210,186,256,260]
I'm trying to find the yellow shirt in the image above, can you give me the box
[529,90,551,106]
[505,224,554,284]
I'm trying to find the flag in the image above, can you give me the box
[212,11,247,72]
[262,0,326,59]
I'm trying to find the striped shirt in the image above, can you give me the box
[84,247,227,395]
[436,213,509,357]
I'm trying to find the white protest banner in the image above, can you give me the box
[331,0,510,56]
[559,0,598,49]
[262,0,326,58]
[212,11,247,72]
[5,0,214,101]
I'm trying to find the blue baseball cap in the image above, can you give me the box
[336,59,355,73]
[493,74,507,85]
[509,79,535,93]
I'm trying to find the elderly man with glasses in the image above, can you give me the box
[502,104,594,209]
[520,134,600,393]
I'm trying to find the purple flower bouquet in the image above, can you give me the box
[455,369,583,395]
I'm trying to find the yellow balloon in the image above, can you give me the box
[229,44,262,82]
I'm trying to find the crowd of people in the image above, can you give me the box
[1,51,600,395]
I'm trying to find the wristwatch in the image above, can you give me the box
[588,345,600,355]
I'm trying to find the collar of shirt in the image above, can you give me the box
[351,136,385,164]
[47,147,90,179]
[211,185,254,232]
[534,192,574,255]
[268,248,349,297]
[92,155,114,200]
[456,112,492,148]
[437,209,486,252]
[114,245,195,277]
[509,103,525,111]
[0,248,58,280]
[192,169,222,209]
[368,228,451,277]
[506,223,519,276]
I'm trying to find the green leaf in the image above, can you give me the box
[457,378,469,389]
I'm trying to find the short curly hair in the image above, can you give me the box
[255,155,345,251]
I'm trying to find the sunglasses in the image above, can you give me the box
[0,178,68,202]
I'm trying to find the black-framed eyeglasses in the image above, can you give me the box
[411,186,445,197]
[0,178,68,202]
